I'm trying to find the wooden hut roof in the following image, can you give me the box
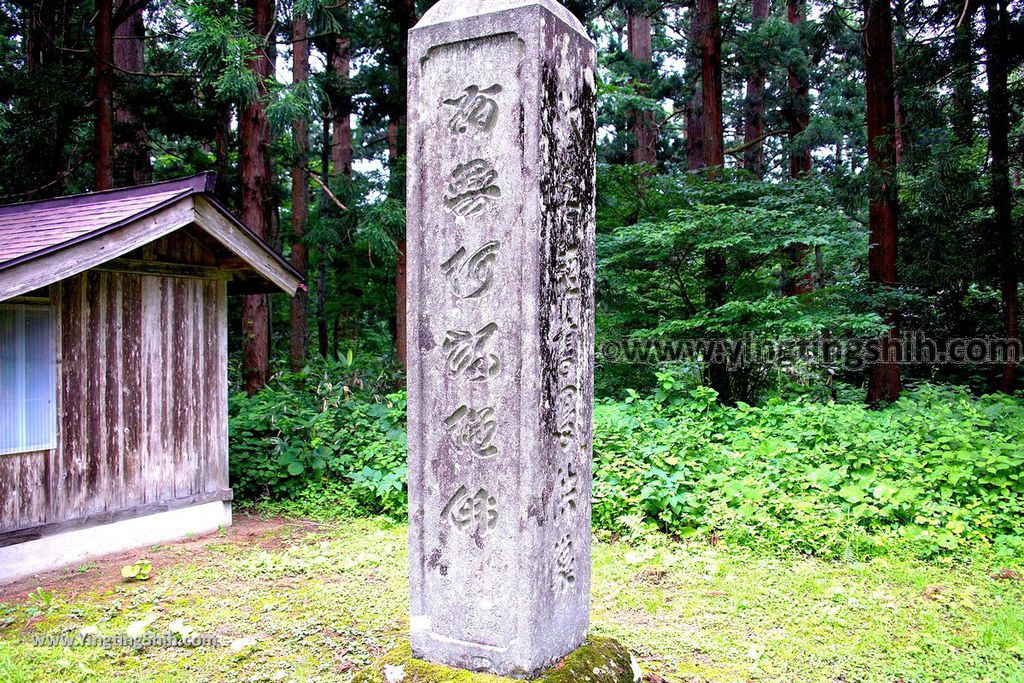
[0,173,303,301]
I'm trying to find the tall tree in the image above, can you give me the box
[864,0,902,404]
[628,6,657,165]
[950,0,974,145]
[240,0,275,395]
[685,5,705,170]
[330,3,353,178]
[290,10,310,371]
[94,0,114,190]
[983,0,1019,393]
[780,0,815,296]
[699,0,724,171]
[786,0,812,178]
[388,0,417,369]
[317,1,354,359]
[742,0,770,177]
[697,0,731,403]
[113,0,151,187]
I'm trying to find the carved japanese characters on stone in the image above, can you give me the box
[444,84,503,134]
[442,241,501,299]
[444,159,502,217]
[443,486,498,535]
[556,462,578,519]
[407,0,595,675]
[554,385,579,449]
[445,405,499,459]
[554,534,576,593]
[444,323,502,381]
[552,317,580,379]
[555,245,581,297]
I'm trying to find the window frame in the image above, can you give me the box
[0,302,58,457]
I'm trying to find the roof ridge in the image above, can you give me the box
[0,173,217,215]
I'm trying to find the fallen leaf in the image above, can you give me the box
[168,618,194,637]
[384,663,406,683]
[230,636,258,653]
[991,568,1022,581]
[629,654,644,682]
[125,614,158,637]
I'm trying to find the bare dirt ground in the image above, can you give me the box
[0,515,319,604]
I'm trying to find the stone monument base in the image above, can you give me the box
[353,637,640,683]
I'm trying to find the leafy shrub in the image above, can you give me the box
[594,374,1024,559]
[230,364,1024,559]
[229,359,407,517]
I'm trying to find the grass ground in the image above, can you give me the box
[0,515,1021,683]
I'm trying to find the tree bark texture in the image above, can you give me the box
[696,0,731,403]
[390,0,417,369]
[686,5,705,170]
[330,1,354,178]
[290,12,310,371]
[700,0,724,170]
[628,11,657,165]
[94,0,114,190]
[113,0,151,187]
[984,0,1019,393]
[786,0,812,178]
[742,0,770,177]
[240,0,274,395]
[864,0,903,404]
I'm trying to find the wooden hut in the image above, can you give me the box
[0,173,302,583]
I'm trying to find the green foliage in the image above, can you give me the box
[232,370,1024,560]
[26,588,53,612]
[229,359,407,517]
[173,0,262,102]
[238,479,362,521]
[593,376,1024,559]
[120,560,153,582]
[596,166,885,400]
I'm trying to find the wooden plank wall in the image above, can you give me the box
[0,268,228,533]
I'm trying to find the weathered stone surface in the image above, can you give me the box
[406,0,597,677]
[353,638,638,683]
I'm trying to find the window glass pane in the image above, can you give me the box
[0,306,55,455]
[23,309,55,450]
[0,310,21,451]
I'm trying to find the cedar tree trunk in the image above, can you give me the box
[864,0,903,404]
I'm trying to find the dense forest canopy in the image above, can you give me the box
[0,0,1021,406]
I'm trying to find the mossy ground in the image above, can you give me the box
[352,637,634,683]
[0,515,1021,682]
[351,643,510,683]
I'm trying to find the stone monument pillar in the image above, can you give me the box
[406,0,596,677]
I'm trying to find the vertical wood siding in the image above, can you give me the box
[0,269,228,533]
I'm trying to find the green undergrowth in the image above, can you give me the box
[0,517,1021,682]
[593,380,1024,560]
[231,367,1024,560]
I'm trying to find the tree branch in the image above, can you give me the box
[725,129,793,156]
[307,171,349,212]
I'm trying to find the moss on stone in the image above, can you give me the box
[352,638,636,683]
[536,637,635,683]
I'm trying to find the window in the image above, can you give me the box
[0,305,57,455]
